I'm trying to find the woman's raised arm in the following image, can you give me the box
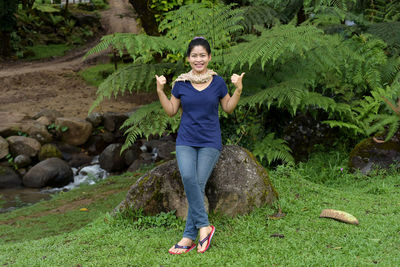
[220,72,245,114]
[155,75,180,117]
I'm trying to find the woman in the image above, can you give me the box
[155,37,244,254]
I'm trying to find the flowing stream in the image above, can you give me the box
[0,156,109,213]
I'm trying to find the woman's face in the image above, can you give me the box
[187,45,211,74]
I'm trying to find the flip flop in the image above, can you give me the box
[168,243,196,255]
[198,225,215,253]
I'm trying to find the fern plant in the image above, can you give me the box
[121,102,181,152]
[85,1,400,165]
[252,133,294,165]
[323,57,400,139]
[365,0,400,22]
[159,2,244,56]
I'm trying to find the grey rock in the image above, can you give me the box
[86,112,103,127]
[35,116,51,126]
[115,145,278,218]
[127,159,152,173]
[0,166,22,188]
[99,131,115,143]
[99,143,126,172]
[54,143,81,161]
[0,112,31,135]
[140,152,154,162]
[38,143,63,161]
[143,139,176,161]
[32,109,63,122]
[7,136,41,157]
[55,117,92,146]
[103,112,128,132]
[123,145,142,166]
[23,158,73,188]
[14,154,31,168]
[349,134,400,174]
[0,136,9,159]
[68,153,93,168]
[84,135,108,155]
[0,120,52,144]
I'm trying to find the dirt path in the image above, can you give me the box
[0,0,157,118]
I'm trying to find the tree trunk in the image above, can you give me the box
[128,0,160,36]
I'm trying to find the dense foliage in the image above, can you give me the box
[0,0,106,59]
[85,0,400,165]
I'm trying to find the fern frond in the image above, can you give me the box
[380,57,400,85]
[241,5,281,32]
[366,114,400,138]
[120,102,181,152]
[365,0,400,22]
[239,79,305,110]
[159,3,244,54]
[252,133,294,165]
[89,63,176,113]
[322,120,364,134]
[83,34,176,61]
[224,25,325,71]
[366,22,400,56]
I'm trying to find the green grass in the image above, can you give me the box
[26,44,73,60]
[0,151,399,266]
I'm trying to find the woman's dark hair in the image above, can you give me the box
[186,37,211,57]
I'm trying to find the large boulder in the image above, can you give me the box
[115,145,278,218]
[349,134,400,174]
[55,117,92,146]
[0,166,22,188]
[207,145,278,215]
[6,136,41,157]
[23,158,73,188]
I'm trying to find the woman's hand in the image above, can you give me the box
[231,72,245,91]
[155,75,167,92]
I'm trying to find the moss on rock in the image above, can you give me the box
[38,144,62,161]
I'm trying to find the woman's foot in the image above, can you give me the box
[197,225,215,253]
[168,237,195,254]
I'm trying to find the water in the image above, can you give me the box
[0,156,109,213]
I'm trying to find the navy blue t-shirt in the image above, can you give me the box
[172,75,228,150]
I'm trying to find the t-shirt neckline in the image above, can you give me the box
[189,76,214,92]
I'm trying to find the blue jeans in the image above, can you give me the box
[175,145,220,241]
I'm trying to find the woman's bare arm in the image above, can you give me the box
[220,73,245,114]
[156,75,180,117]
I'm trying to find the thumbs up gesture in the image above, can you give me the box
[155,75,167,92]
[231,72,245,90]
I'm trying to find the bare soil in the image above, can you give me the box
[0,0,157,119]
